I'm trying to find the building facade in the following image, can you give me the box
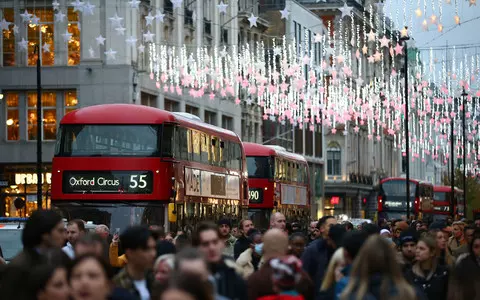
[0,0,261,217]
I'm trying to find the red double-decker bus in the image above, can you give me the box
[243,143,310,229]
[51,104,248,232]
[377,177,433,221]
[420,186,464,222]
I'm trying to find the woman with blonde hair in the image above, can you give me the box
[339,235,417,300]
[429,228,454,266]
[319,247,345,297]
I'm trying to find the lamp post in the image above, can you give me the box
[400,29,410,220]
[462,87,468,216]
[34,45,43,210]
[450,109,455,218]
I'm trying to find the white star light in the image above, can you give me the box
[20,10,32,23]
[128,0,141,8]
[126,36,138,45]
[246,98,253,105]
[18,38,28,51]
[42,42,51,53]
[0,19,10,31]
[143,30,155,42]
[95,35,106,45]
[104,48,117,60]
[155,10,165,22]
[109,13,123,28]
[115,26,126,35]
[338,3,353,18]
[62,30,73,42]
[54,11,66,23]
[83,2,95,16]
[172,0,183,9]
[314,33,323,43]
[379,36,390,48]
[12,25,19,34]
[71,0,84,12]
[280,7,290,19]
[52,0,60,10]
[217,1,228,14]
[145,12,155,26]
[88,46,95,58]
[30,15,40,25]
[137,44,145,53]
[248,14,258,27]
[273,46,282,56]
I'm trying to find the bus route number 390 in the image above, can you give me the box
[249,188,262,203]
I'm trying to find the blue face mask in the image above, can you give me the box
[254,243,263,255]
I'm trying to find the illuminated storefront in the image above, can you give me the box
[0,165,52,217]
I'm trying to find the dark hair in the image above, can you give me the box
[150,225,166,241]
[175,234,191,252]
[28,264,67,299]
[192,222,219,247]
[157,240,176,257]
[77,232,105,246]
[289,232,306,241]
[344,222,354,231]
[22,210,63,249]
[119,225,153,251]
[342,231,368,260]
[162,271,214,300]
[67,219,86,232]
[69,254,113,281]
[174,247,204,271]
[317,216,335,229]
[247,229,261,243]
[361,223,380,236]
[464,225,476,233]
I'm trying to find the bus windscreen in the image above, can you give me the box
[246,156,273,179]
[57,125,160,157]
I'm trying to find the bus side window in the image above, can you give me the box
[211,137,219,165]
[200,133,210,163]
[161,124,174,157]
[175,127,189,160]
[219,140,226,168]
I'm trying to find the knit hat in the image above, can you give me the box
[399,229,419,246]
[217,218,232,228]
[270,255,302,290]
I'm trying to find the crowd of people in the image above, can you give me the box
[0,210,479,300]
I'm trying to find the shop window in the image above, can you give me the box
[141,92,157,107]
[27,8,55,66]
[327,142,341,176]
[2,8,15,66]
[67,8,80,65]
[65,90,78,114]
[27,91,57,140]
[6,93,19,140]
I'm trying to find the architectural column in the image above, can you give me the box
[195,0,203,47]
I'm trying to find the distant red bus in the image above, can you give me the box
[420,186,464,222]
[51,104,248,232]
[377,177,433,221]
[243,143,310,229]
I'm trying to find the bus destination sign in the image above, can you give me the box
[63,171,153,194]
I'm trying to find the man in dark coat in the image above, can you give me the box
[301,220,345,298]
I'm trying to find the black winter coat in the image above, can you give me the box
[300,238,332,298]
[234,236,251,260]
[405,264,449,300]
[210,258,248,300]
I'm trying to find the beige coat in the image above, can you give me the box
[235,248,264,279]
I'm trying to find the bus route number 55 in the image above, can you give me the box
[130,175,148,189]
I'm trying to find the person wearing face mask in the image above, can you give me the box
[236,229,264,279]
